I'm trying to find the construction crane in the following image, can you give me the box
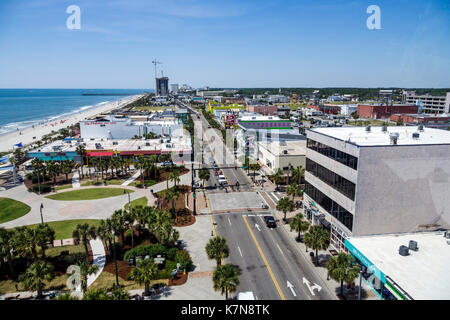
[152,59,162,79]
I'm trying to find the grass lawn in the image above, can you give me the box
[129,179,157,187]
[0,198,31,224]
[89,270,167,291]
[45,188,133,201]
[81,179,125,187]
[0,274,69,295]
[54,184,72,191]
[124,196,148,210]
[45,244,86,257]
[23,219,102,239]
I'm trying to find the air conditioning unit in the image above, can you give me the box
[409,240,418,251]
[146,142,150,146]
[113,141,118,145]
[399,245,409,256]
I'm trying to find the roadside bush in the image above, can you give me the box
[135,183,143,188]
[166,247,178,260]
[32,184,51,193]
[164,260,178,273]
[175,250,192,270]
[52,252,85,270]
[157,270,170,280]
[123,243,167,261]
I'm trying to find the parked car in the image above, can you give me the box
[263,216,276,228]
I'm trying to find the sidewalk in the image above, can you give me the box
[72,171,80,188]
[121,170,141,186]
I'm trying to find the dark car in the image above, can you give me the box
[264,216,276,228]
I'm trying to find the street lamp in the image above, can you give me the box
[40,203,44,224]
[358,267,364,300]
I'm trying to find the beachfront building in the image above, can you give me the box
[345,231,450,300]
[303,126,450,252]
[156,77,169,97]
[257,140,306,176]
[28,136,192,164]
[80,115,184,140]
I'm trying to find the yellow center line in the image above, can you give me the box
[242,215,286,300]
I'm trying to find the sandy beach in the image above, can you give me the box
[0,94,143,153]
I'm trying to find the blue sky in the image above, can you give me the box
[0,0,449,88]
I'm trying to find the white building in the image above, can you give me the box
[339,104,358,116]
[402,90,450,114]
[80,115,184,140]
[170,84,179,95]
[303,126,450,252]
[345,231,450,300]
[257,140,306,176]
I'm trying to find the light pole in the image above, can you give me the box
[113,232,119,287]
[358,267,363,300]
[40,203,44,224]
[288,163,292,184]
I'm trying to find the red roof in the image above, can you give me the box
[85,152,113,157]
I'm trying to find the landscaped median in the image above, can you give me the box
[0,198,31,224]
[45,188,134,201]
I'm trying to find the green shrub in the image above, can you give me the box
[123,243,168,261]
[32,183,51,193]
[164,260,178,272]
[166,247,178,260]
[157,270,170,280]
[175,250,192,270]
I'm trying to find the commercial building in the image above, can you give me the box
[390,113,450,129]
[28,136,192,164]
[339,104,358,116]
[80,114,184,140]
[345,231,450,300]
[357,104,418,119]
[156,77,169,97]
[402,91,450,114]
[257,140,306,176]
[246,105,278,116]
[237,115,291,130]
[303,126,450,252]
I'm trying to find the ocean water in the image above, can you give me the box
[0,89,151,135]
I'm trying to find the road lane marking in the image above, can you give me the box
[276,243,283,255]
[271,192,279,202]
[255,223,261,232]
[237,246,243,257]
[228,217,231,226]
[242,215,286,300]
[287,281,296,297]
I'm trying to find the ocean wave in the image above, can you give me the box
[0,99,116,136]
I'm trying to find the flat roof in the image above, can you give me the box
[259,140,306,156]
[347,231,450,300]
[308,126,450,146]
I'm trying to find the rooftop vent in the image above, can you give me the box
[390,132,399,145]
[418,123,424,132]
[409,240,418,251]
[444,231,450,239]
[365,125,371,132]
[412,132,420,139]
[146,142,150,146]
[399,245,409,256]
[381,125,388,133]
[112,141,118,145]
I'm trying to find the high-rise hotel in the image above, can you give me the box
[303,126,450,252]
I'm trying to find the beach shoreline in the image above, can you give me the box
[0,94,143,153]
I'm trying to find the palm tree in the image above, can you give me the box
[276,197,294,222]
[304,225,330,265]
[77,259,99,293]
[327,252,360,297]
[270,168,284,191]
[128,259,158,296]
[249,163,261,182]
[35,223,55,259]
[0,228,16,278]
[148,155,158,179]
[83,288,111,300]
[19,260,54,298]
[286,183,302,201]
[212,263,240,300]
[198,167,210,188]
[110,287,130,300]
[289,213,310,242]
[61,160,74,182]
[291,165,305,185]
[124,209,136,248]
[206,236,229,267]
[163,188,180,218]
[31,158,45,194]
[169,170,181,189]
[135,156,146,185]
[72,223,97,262]
[147,208,172,241]
[134,206,149,239]
[75,145,86,179]
[97,219,113,253]
[111,210,127,244]
[46,161,60,185]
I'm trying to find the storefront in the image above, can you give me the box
[345,239,404,300]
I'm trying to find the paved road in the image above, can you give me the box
[191,110,336,300]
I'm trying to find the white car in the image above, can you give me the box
[217,175,227,185]
[237,292,255,300]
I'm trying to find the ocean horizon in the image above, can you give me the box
[0,89,153,136]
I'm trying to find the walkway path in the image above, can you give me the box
[121,170,141,186]
[72,171,80,188]
[87,239,106,288]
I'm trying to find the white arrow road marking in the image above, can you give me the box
[287,281,296,297]
[303,277,322,296]
[255,224,261,232]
